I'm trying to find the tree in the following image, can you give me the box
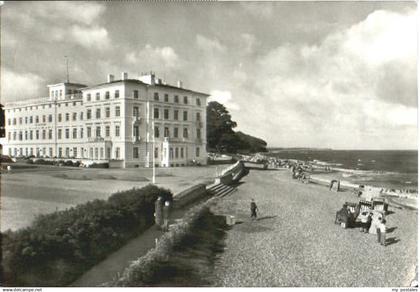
[206,101,237,152]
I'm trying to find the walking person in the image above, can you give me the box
[378,218,387,246]
[250,199,258,220]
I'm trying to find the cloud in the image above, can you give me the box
[126,44,181,70]
[70,25,110,50]
[1,69,45,102]
[242,9,417,148]
[196,35,226,53]
[208,90,240,111]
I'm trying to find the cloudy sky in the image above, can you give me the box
[1,1,417,149]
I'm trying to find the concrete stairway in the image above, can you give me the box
[207,183,237,198]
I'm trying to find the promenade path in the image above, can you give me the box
[211,169,417,287]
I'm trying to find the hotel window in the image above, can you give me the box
[35,130,39,140]
[183,128,188,138]
[174,127,179,138]
[65,103,68,107]
[164,109,169,120]
[13,132,16,140]
[73,113,77,121]
[181,147,184,158]
[133,147,139,158]
[19,131,23,141]
[175,147,179,158]
[174,95,179,103]
[73,147,77,158]
[115,125,120,137]
[115,90,119,98]
[87,127,91,138]
[65,113,69,121]
[170,148,173,159]
[154,147,158,159]
[174,110,179,120]
[133,106,139,117]
[96,126,101,137]
[49,148,53,157]
[196,98,201,106]
[196,129,201,139]
[105,107,110,118]
[115,147,120,159]
[115,106,121,117]
[96,108,101,119]
[133,125,139,138]
[80,112,84,120]
[87,109,92,119]
[73,128,77,139]
[29,131,33,140]
[58,114,62,122]
[183,111,188,121]
[48,129,53,139]
[183,96,188,104]
[164,94,169,102]
[105,125,110,137]
[154,92,159,101]
[164,127,169,137]
[80,128,84,138]
[196,147,200,157]
[48,115,52,122]
[65,128,70,139]
[133,90,139,99]
[19,117,22,124]
[42,130,46,140]
[105,91,110,99]
[96,92,100,101]
[35,116,39,123]
[29,117,32,124]
[7,118,10,125]
[66,148,70,157]
[24,131,28,140]
[25,117,28,124]
[196,112,201,121]
[153,108,159,119]
[154,126,160,138]
[58,148,62,158]
[73,102,76,106]
[87,93,91,101]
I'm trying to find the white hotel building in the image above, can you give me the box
[3,72,209,167]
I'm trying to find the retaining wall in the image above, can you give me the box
[173,184,207,209]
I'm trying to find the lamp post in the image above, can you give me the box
[152,121,156,184]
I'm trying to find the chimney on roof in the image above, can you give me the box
[121,72,128,80]
[177,80,183,88]
[107,74,114,83]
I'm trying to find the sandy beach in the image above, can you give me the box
[210,169,417,287]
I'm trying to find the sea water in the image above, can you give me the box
[268,149,418,191]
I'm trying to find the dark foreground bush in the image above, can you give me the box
[89,162,109,168]
[110,199,228,287]
[1,184,173,287]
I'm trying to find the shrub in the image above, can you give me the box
[1,184,173,287]
[89,162,109,168]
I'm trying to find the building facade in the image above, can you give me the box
[3,72,209,167]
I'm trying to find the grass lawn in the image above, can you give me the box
[1,164,220,231]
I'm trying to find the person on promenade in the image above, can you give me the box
[154,197,164,228]
[163,201,171,232]
[250,199,258,220]
[359,211,372,233]
[378,218,387,246]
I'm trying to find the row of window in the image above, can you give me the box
[154,108,202,121]
[153,126,201,139]
[153,92,202,106]
[8,124,201,141]
[8,115,53,126]
[50,89,81,98]
[7,101,83,113]
[8,146,121,160]
[85,89,202,107]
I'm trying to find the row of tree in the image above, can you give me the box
[206,101,267,154]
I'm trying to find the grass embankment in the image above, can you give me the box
[1,185,173,287]
[110,199,229,287]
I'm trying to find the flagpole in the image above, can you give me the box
[152,120,156,184]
